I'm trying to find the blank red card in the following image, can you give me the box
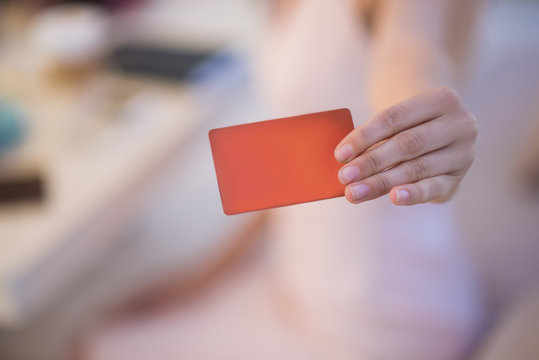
[209,108,354,215]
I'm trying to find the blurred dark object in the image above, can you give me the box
[30,0,142,11]
[0,103,44,204]
[100,0,143,9]
[0,175,44,203]
[107,45,216,81]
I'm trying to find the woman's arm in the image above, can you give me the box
[368,0,484,111]
[335,0,484,206]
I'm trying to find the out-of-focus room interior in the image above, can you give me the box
[0,0,538,359]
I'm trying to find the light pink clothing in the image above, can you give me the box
[256,0,484,359]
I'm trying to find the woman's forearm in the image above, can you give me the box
[367,0,483,112]
[368,40,453,112]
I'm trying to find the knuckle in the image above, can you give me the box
[436,87,461,108]
[397,131,424,156]
[456,109,479,142]
[416,184,426,201]
[406,160,429,181]
[363,151,381,172]
[429,179,444,200]
[357,126,372,145]
[374,175,392,194]
[464,148,475,169]
[377,106,403,133]
[464,110,477,123]
[466,112,479,139]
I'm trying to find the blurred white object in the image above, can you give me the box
[30,4,111,69]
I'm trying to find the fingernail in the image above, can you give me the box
[335,144,353,163]
[339,166,360,184]
[349,184,369,201]
[395,189,410,203]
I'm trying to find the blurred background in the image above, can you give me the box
[0,0,538,359]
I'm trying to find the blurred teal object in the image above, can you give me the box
[0,102,25,152]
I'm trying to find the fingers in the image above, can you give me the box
[343,148,465,204]
[334,87,462,163]
[337,115,462,185]
[390,175,458,205]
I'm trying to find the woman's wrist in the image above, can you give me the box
[367,42,454,112]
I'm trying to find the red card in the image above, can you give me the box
[209,108,354,215]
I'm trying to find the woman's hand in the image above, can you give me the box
[334,87,478,205]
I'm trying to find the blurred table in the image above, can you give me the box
[0,0,260,329]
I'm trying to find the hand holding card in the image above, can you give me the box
[209,109,354,215]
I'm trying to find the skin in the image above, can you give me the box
[269,0,483,206]
[334,87,478,205]
[335,0,482,206]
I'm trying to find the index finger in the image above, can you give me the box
[334,87,462,163]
